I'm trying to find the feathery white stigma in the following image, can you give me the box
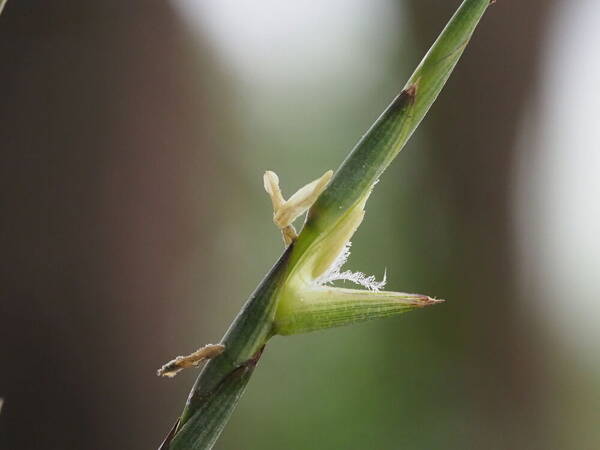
[316,242,387,292]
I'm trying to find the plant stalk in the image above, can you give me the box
[162,1,494,448]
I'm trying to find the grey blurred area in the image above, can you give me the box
[1,1,599,449]
[0,2,223,449]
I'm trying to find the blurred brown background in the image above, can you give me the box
[1,1,599,449]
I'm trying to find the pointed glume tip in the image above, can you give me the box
[419,296,445,307]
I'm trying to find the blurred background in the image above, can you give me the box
[1,1,599,449]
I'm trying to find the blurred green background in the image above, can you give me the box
[1,1,599,449]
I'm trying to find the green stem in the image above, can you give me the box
[304,0,490,240]
[163,1,493,448]
[169,244,294,449]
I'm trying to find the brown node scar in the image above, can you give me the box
[404,82,418,99]
[157,344,225,378]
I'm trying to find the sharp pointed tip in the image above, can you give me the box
[414,295,445,307]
